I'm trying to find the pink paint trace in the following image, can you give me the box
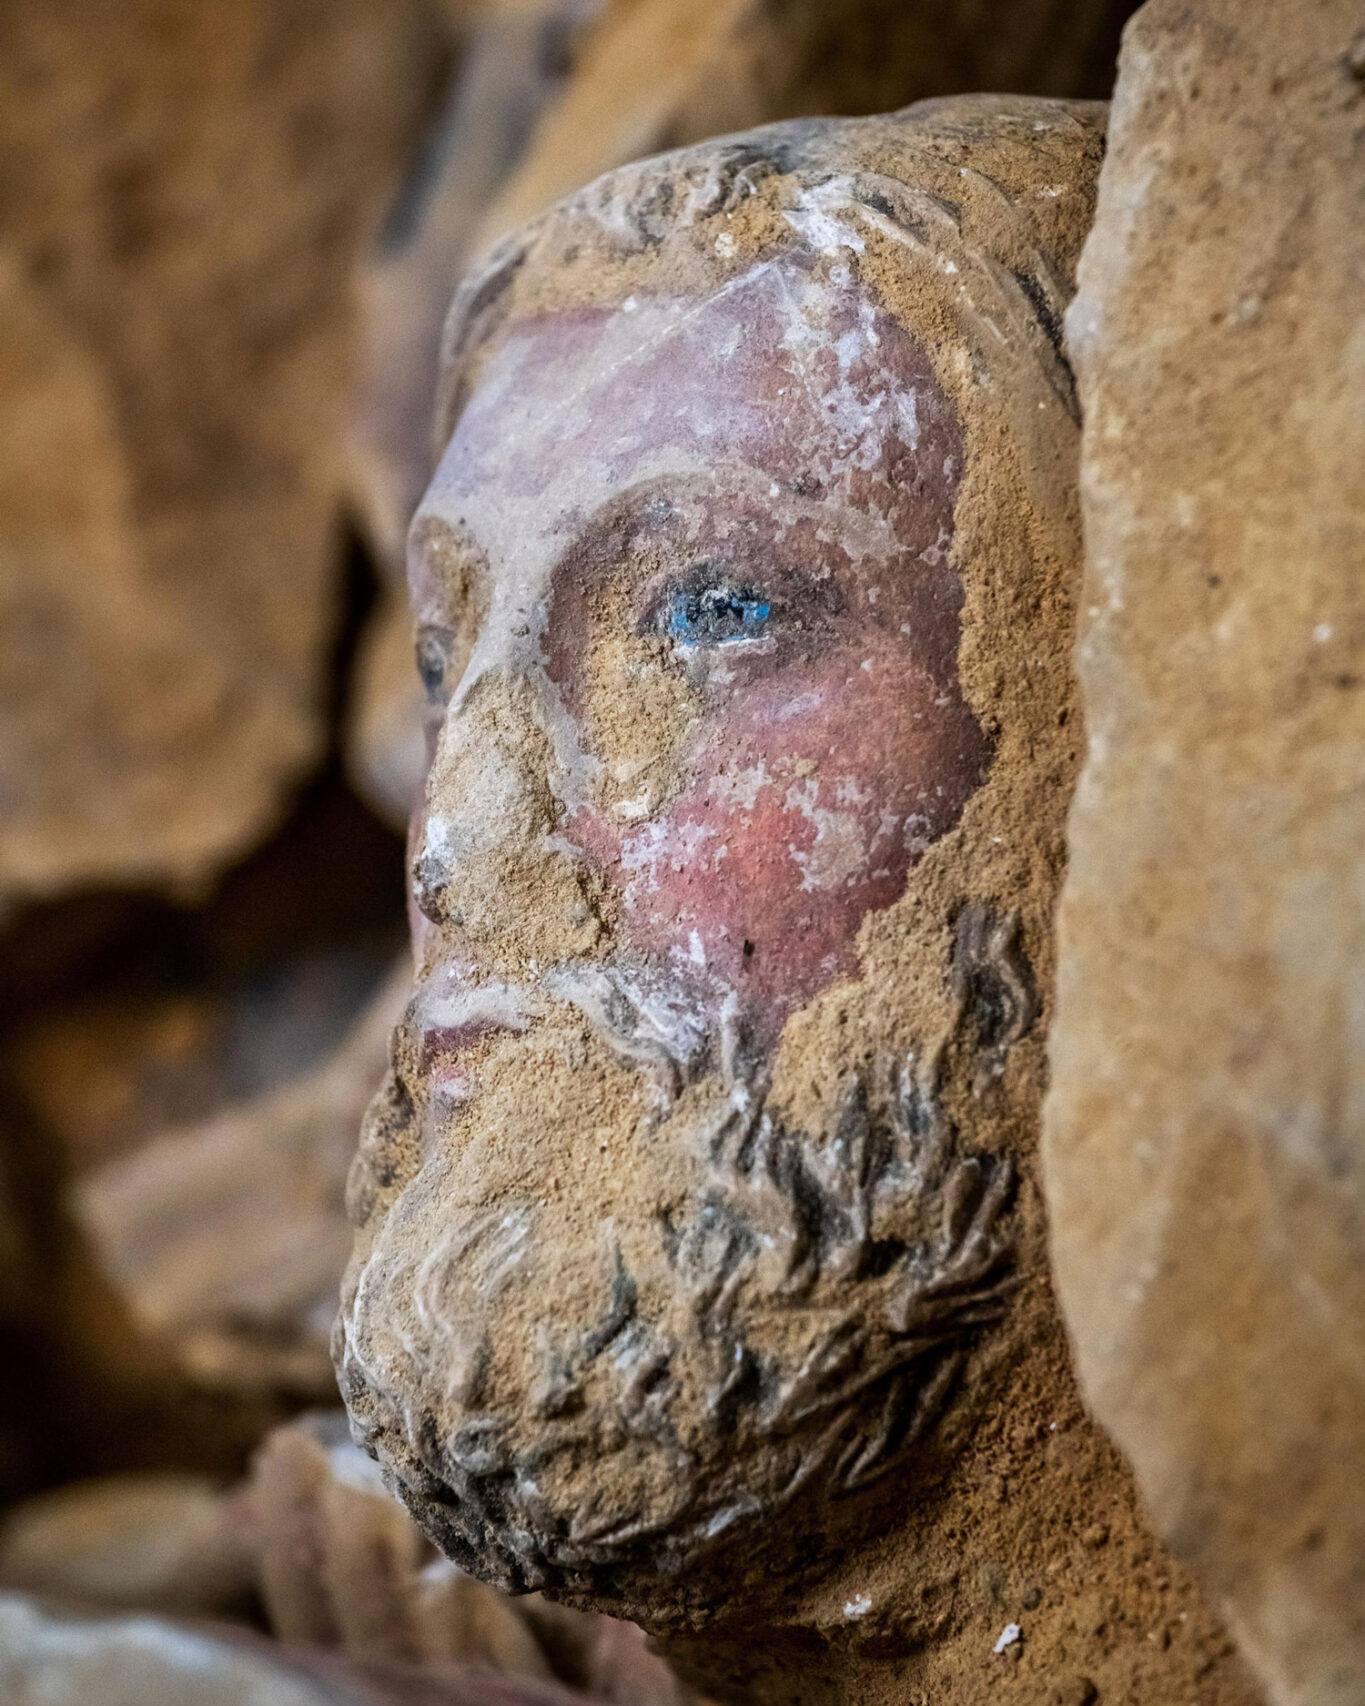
[409,254,988,1053]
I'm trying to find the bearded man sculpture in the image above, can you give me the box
[337,98,1259,1706]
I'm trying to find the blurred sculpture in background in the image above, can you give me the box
[337,97,1260,1706]
[0,1593,593,1706]
[0,1411,692,1704]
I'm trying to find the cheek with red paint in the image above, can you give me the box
[570,630,989,1042]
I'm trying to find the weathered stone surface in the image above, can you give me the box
[0,0,438,903]
[1045,5,1365,1703]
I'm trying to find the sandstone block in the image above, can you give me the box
[1046,5,1365,1701]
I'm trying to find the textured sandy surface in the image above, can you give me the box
[1046,4,1365,1702]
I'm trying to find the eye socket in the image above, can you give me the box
[659,567,773,649]
[415,624,456,706]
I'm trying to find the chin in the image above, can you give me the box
[336,1051,1017,1617]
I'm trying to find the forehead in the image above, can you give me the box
[413,253,961,601]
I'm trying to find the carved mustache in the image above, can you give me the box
[406,957,753,1107]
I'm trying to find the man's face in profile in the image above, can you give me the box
[339,251,1009,1601]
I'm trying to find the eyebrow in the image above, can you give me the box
[547,471,928,623]
[496,261,793,446]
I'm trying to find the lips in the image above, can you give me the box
[419,1018,508,1102]
[406,967,545,1111]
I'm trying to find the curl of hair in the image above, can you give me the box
[433,97,1104,454]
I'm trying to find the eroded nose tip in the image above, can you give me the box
[409,664,604,958]
[412,815,462,927]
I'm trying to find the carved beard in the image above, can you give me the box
[336,962,1017,1610]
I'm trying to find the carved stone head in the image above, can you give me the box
[337,95,1104,1633]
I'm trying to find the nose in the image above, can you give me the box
[411,668,603,968]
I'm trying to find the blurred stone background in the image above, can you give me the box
[0,1,1136,1699]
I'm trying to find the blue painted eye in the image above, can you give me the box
[665,583,772,646]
